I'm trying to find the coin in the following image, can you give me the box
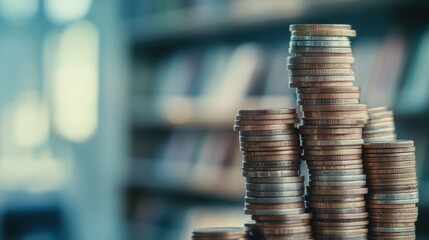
[289,81,355,88]
[309,169,364,176]
[290,75,355,82]
[245,196,303,204]
[243,149,301,156]
[301,139,364,146]
[306,160,363,166]
[234,124,295,131]
[289,47,353,54]
[298,93,360,100]
[235,119,298,126]
[300,128,362,135]
[289,68,354,76]
[242,170,299,177]
[246,190,304,198]
[236,113,297,120]
[288,63,352,70]
[303,111,367,119]
[309,201,366,209]
[309,174,366,181]
[301,104,367,112]
[301,134,362,140]
[363,140,414,149]
[239,129,298,136]
[242,161,300,168]
[246,183,304,191]
[309,180,365,186]
[306,195,365,202]
[240,141,299,148]
[244,155,301,161]
[192,227,247,237]
[291,29,356,37]
[302,119,366,125]
[251,212,312,221]
[246,176,304,183]
[289,24,352,31]
[307,187,368,195]
[303,154,362,161]
[240,134,299,142]
[313,212,368,220]
[288,56,355,64]
[298,99,359,105]
[363,146,415,153]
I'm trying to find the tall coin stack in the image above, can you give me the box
[363,141,418,239]
[233,108,313,239]
[287,24,369,239]
[192,227,248,240]
[363,106,397,143]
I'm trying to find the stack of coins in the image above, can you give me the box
[363,106,397,143]
[233,108,313,239]
[288,24,369,239]
[192,227,248,240]
[363,141,418,239]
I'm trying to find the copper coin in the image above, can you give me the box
[298,99,360,105]
[301,134,362,140]
[301,104,367,112]
[303,155,362,162]
[312,220,368,227]
[369,207,418,213]
[236,113,298,120]
[309,201,366,209]
[241,146,301,152]
[367,204,416,209]
[303,147,361,155]
[363,152,415,158]
[363,155,416,162]
[251,212,312,222]
[243,149,301,156]
[371,222,415,228]
[240,135,299,142]
[365,167,416,174]
[242,166,300,171]
[367,177,417,185]
[364,161,415,169]
[244,154,301,161]
[307,187,368,195]
[313,212,368,220]
[306,195,365,202]
[363,146,415,153]
[240,129,298,136]
[367,172,416,180]
[313,228,367,236]
[311,207,366,214]
[304,145,362,150]
[246,176,304,183]
[243,161,300,168]
[300,128,362,135]
[363,140,414,149]
[368,184,418,192]
[289,81,355,88]
[369,217,418,223]
[234,124,295,132]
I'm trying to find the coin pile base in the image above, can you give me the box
[234,108,313,239]
[363,140,418,239]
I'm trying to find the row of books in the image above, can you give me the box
[133,29,429,114]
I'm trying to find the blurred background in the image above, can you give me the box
[0,0,429,239]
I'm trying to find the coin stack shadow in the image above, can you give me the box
[192,227,249,240]
[233,108,313,239]
[287,24,370,239]
[363,141,418,239]
[363,106,397,143]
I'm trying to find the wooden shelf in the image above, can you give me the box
[129,159,244,203]
[128,0,426,50]
[132,95,294,129]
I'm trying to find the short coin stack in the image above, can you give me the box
[192,227,248,240]
[233,108,313,239]
[363,140,418,240]
[288,24,369,239]
[363,106,397,143]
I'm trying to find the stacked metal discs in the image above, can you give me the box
[233,108,313,239]
[288,24,369,239]
[192,227,248,240]
[363,140,418,240]
[363,106,397,143]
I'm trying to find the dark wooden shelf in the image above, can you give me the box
[128,0,428,51]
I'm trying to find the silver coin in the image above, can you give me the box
[246,176,304,183]
[288,56,355,64]
[290,75,355,82]
[244,208,305,215]
[243,170,299,177]
[244,196,303,204]
[298,99,360,105]
[242,161,299,168]
[363,122,395,130]
[371,226,415,233]
[309,169,364,176]
[364,135,397,142]
[246,190,304,197]
[289,47,353,54]
[302,139,364,146]
[240,134,298,142]
[246,182,304,191]
[291,36,350,41]
[368,110,394,119]
[310,174,366,181]
[290,40,351,47]
[289,68,354,76]
[244,154,301,161]
[310,180,366,187]
[362,127,396,134]
[368,192,419,200]
[367,199,419,204]
[239,129,298,136]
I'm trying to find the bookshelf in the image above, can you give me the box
[124,0,429,239]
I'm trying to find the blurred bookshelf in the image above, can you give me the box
[123,0,429,239]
